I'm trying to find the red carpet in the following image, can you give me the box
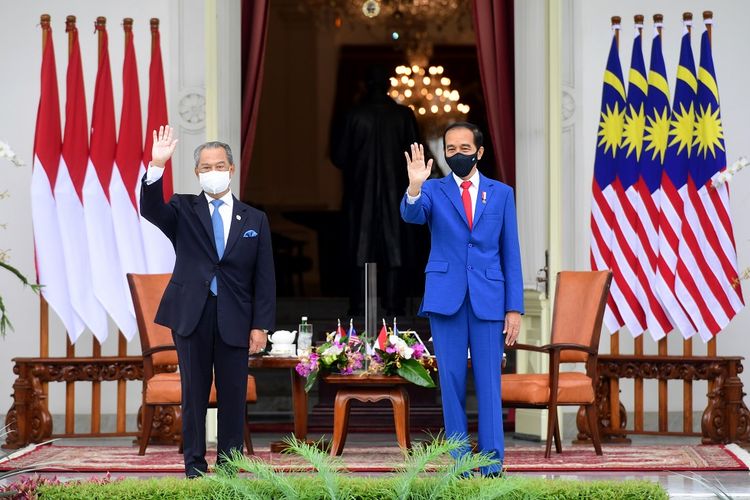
[0,444,746,473]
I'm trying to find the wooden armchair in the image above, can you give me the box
[127,273,257,456]
[502,270,612,458]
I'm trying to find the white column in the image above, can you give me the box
[169,0,206,194]
[512,0,549,440]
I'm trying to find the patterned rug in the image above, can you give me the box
[0,444,747,473]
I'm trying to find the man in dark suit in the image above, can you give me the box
[140,125,275,477]
[401,123,523,476]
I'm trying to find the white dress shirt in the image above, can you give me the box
[146,164,232,245]
[406,168,479,219]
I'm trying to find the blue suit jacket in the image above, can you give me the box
[400,173,524,320]
[140,176,276,348]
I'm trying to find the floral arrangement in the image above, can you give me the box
[296,328,366,392]
[295,320,436,392]
[369,329,436,387]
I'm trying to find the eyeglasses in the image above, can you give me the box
[196,163,231,173]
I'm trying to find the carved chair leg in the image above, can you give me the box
[139,405,156,456]
[545,404,558,459]
[553,417,562,454]
[586,404,603,455]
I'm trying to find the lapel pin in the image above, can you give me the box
[481,191,487,204]
[236,214,241,221]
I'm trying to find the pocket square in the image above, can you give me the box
[243,229,258,238]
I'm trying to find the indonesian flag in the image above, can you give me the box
[30,20,83,339]
[140,19,175,273]
[110,22,147,295]
[55,19,107,342]
[334,318,346,343]
[83,21,135,341]
[377,319,388,350]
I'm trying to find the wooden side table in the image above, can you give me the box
[322,374,413,456]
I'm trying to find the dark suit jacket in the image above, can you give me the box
[140,176,276,348]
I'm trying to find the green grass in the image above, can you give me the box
[33,437,667,499]
[37,475,667,499]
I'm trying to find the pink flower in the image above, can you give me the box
[413,343,425,359]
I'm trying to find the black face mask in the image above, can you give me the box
[445,152,478,178]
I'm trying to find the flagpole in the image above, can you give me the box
[651,13,670,434]
[607,14,628,437]
[38,13,51,358]
[62,15,79,436]
[90,15,108,436]
[703,10,718,359]
[38,14,51,410]
[631,13,648,430]
[115,17,133,436]
[681,11,695,435]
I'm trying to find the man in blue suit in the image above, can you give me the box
[141,125,275,477]
[401,122,523,476]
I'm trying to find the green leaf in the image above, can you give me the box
[304,370,319,393]
[397,358,436,388]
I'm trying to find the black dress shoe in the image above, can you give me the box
[483,471,504,479]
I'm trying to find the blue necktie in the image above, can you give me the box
[210,199,225,295]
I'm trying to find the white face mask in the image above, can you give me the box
[199,170,231,195]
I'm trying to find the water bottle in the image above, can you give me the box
[297,316,313,356]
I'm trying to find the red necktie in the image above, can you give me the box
[461,180,473,230]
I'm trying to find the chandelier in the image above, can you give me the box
[389,64,469,137]
[300,0,471,42]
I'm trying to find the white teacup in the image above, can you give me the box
[269,330,296,345]
[270,343,295,356]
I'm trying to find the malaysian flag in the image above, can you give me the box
[609,24,648,337]
[590,25,625,333]
[675,24,744,340]
[655,21,698,339]
[633,24,674,340]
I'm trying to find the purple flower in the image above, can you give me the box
[386,346,397,354]
[413,343,425,359]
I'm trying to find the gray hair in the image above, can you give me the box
[193,141,234,166]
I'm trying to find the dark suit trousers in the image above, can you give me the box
[173,294,249,477]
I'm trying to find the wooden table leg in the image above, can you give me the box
[330,390,351,456]
[290,369,308,440]
[390,386,411,450]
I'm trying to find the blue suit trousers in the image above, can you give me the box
[429,294,504,475]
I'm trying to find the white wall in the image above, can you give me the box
[0,1,175,421]
[575,0,750,412]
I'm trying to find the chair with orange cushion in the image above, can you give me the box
[502,270,612,458]
[127,273,257,456]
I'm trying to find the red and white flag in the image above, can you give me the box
[55,19,108,342]
[140,19,176,273]
[377,319,388,350]
[674,26,744,340]
[84,20,135,341]
[110,21,147,300]
[30,19,83,340]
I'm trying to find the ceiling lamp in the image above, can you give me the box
[300,0,471,38]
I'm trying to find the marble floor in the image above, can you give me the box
[3,433,748,499]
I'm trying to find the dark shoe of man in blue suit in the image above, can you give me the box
[141,126,275,477]
[401,123,523,477]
